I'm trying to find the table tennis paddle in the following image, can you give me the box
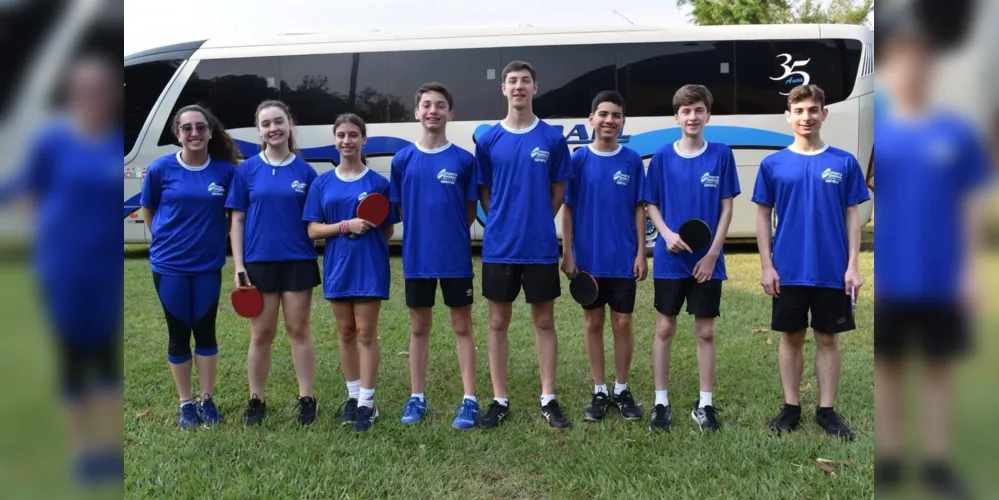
[569,271,599,306]
[678,219,712,253]
[231,271,263,318]
[349,193,390,239]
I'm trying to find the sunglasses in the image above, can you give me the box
[179,123,209,134]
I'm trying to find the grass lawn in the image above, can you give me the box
[122,246,877,499]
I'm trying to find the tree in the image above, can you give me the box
[675,0,873,26]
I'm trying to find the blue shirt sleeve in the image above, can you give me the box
[959,127,995,193]
[549,135,573,183]
[302,175,326,223]
[751,157,775,207]
[720,147,741,200]
[464,154,479,202]
[563,150,582,206]
[389,154,403,204]
[845,154,871,206]
[475,140,493,187]
[643,153,662,206]
[225,166,249,212]
[140,161,162,210]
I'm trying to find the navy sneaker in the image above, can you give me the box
[649,404,672,432]
[178,401,201,430]
[452,398,480,430]
[612,390,643,421]
[540,399,572,429]
[297,396,317,425]
[197,394,223,426]
[691,400,722,432]
[400,397,427,424]
[353,404,378,432]
[480,401,510,429]
[339,398,358,426]
[244,395,265,426]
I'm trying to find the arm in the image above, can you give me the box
[846,204,861,271]
[142,207,155,235]
[230,210,247,270]
[466,202,477,227]
[307,221,346,240]
[756,204,775,271]
[550,182,565,218]
[478,186,491,216]
[561,202,574,257]
[383,224,394,239]
[634,204,646,259]
[646,203,671,239]
[709,197,734,257]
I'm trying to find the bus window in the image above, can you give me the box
[281,52,391,125]
[617,41,736,117]
[500,44,617,120]
[386,48,503,123]
[125,59,182,157]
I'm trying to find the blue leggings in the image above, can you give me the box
[152,271,221,364]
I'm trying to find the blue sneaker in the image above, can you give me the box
[178,402,202,429]
[353,405,378,432]
[400,397,427,424]
[197,394,223,426]
[452,398,480,430]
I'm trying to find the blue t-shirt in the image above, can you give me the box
[141,152,236,275]
[390,142,478,279]
[874,111,994,302]
[564,144,646,278]
[751,145,871,289]
[224,153,319,263]
[302,167,401,300]
[475,118,573,264]
[644,141,740,280]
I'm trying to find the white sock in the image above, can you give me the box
[359,387,375,408]
[179,399,193,408]
[614,381,628,395]
[347,379,361,400]
[699,391,713,408]
[411,393,425,402]
[493,397,509,407]
[594,384,608,395]
[655,390,669,407]
[540,394,555,406]
[464,394,477,402]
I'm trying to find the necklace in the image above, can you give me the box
[263,150,293,175]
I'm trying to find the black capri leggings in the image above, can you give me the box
[152,271,221,364]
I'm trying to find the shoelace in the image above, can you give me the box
[456,400,478,418]
[401,398,424,416]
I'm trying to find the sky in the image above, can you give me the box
[124,0,695,56]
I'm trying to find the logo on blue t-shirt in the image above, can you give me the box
[530,147,550,163]
[700,172,720,188]
[437,169,458,185]
[291,180,307,193]
[208,182,226,196]
[821,168,843,184]
[613,171,631,186]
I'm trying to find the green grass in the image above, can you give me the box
[122,247,877,499]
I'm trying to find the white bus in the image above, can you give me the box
[124,24,875,252]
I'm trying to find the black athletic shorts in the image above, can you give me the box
[406,277,474,308]
[244,259,321,294]
[56,336,121,402]
[654,278,722,318]
[875,301,969,360]
[481,262,561,304]
[582,278,637,314]
[771,285,855,334]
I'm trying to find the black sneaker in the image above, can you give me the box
[339,398,358,426]
[690,400,721,431]
[922,461,971,500]
[583,392,611,421]
[768,403,801,435]
[874,456,902,492]
[480,401,510,429]
[815,407,854,440]
[297,396,317,425]
[648,404,672,432]
[540,399,572,429]
[244,395,266,426]
[612,390,642,421]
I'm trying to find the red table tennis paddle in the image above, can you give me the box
[231,271,263,318]
[569,271,599,306]
[678,219,712,253]
[349,193,390,239]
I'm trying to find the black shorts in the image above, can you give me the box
[875,301,969,360]
[481,263,561,304]
[771,286,855,334]
[582,278,637,314]
[244,260,321,294]
[56,336,121,402]
[406,277,474,308]
[654,278,722,318]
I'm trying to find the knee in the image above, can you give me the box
[694,323,714,344]
[654,321,676,342]
[815,332,839,350]
[357,327,378,346]
[450,317,473,338]
[611,314,632,335]
[783,331,807,348]
[411,318,432,338]
[584,313,605,332]
[250,325,278,347]
[488,316,510,333]
[338,326,357,344]
[533,315,555,334]
[285,321,312,343]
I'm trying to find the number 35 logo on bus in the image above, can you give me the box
[770,53,811,96]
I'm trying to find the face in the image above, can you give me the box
[334,121,365,158]
[414,90,453,131]
[589,101,624,141]
[501,69,536,109]
[68,58,116,125]
[257,106,292,149]
[175,111,211,152]
[785,98,828,137]
[880,37,931,101]
[674,100,710,136]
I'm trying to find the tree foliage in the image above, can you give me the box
[675,0,873,26]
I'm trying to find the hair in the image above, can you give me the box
[333,113,368,165]
[590,90,625,114]
[787,84,827,110]
[501,60,536,82]
[672,84,714,114]
[254,100,300,156]
[171,104,241,165]
[414,82,454,110]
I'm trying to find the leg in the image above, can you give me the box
[352,299,382,432]
[649,278,686,432]
[581,304,612,422]
[152,272,200,429]
[814,331,841,408]
[809,287,856,439]
[688,279,722,429]
[450,305,477,398]
[524,264,569,428]
[606,279,641,420]
[331,300,360,425]
[190,272,222,424]
[486,300,513,402]
[767,286,811,433]
[441,277,480,430]
[282,288,317,424]
[479,263,521,429]
[245,292,280,423]
[874,356,904,489]
[778,331,807,406]
[403,278,436,423]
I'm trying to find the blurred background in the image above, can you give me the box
[0,0,996,497]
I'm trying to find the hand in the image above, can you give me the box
[693,253,717,283]
[347,218,376,235]
[561,254,578,279]
[761,267,780,296]
[633,255,648,281]
[844,267,863,297]
[960,266,980,314]
[664,230,692,253]
[234,268,251,289]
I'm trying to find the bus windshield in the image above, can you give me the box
[124,59,182,158]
